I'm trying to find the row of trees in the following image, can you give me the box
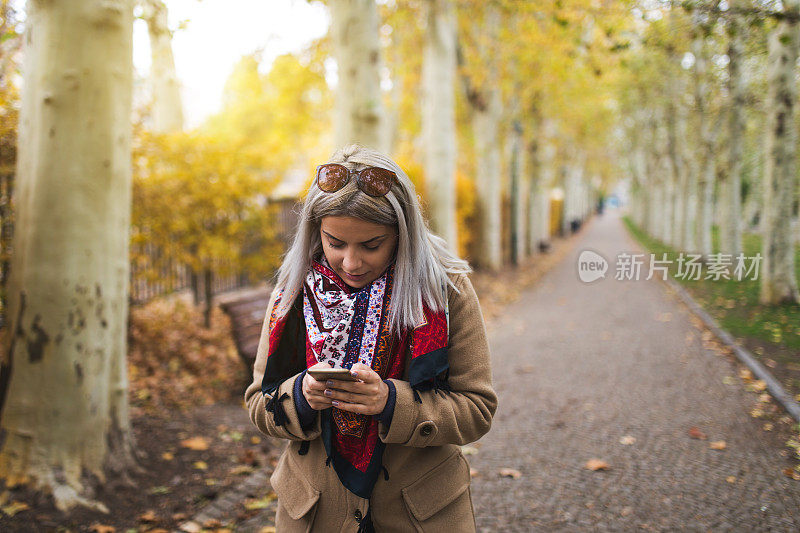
[333,0,621,269]
[622,0,800,305]
[3,0,796,514]
[0,0,615,510]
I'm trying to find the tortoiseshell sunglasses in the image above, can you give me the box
[315,163,397,197]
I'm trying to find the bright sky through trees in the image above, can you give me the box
[11,0,330,128]
[132,0,329,128]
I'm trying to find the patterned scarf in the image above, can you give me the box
[261,255,450,498]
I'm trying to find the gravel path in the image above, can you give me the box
[469,210,800,532]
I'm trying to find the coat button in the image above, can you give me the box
[420,423,433,436]
[354,509,363,522]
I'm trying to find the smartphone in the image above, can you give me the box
[307,367,360,382]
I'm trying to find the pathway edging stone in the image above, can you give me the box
[622,221,800,422]
[661,276,800,422]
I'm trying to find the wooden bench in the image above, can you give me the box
[217,285,272,371]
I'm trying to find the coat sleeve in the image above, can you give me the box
[378,273,498,447]
[244,287,323,442]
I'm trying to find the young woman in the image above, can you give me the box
[244,144,497,532]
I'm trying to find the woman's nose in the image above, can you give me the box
[342,248,362,271]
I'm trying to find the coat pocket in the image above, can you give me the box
[401,451,475,531]
[270,448,321,522]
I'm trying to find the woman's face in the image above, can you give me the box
[320,216,398,289]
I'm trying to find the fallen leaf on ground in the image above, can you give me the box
[230,465,254,475]
[722,376,736,385]
[1,500,29,517]
[688,427,707,440]
[193,461,208,470]
[726,476,736,483]
[739,368,753,381]
[259,527,277,533]
[619,435,636,445]
[180,436,210,450]
[251,436,261,444]
[161,452,174,461]
[782,468,800,480]
[585,459,610,471]
[499,468,522,479]
[763,423,774,431]
[620,506,633,517]
[244,493,277,510]
[709,441,727,450]
[470,468,479,478]
[765,359,777,368]
[89,525,115,533]
[138,510,158,523]
[202,518,222,528]
[178,521,202,533]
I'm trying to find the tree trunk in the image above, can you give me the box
[470,86,502,270]
[330,0,387,152]
[664,100,679,247]
[462,5,502,269]
[563,149,585,234]
[510,121,525,265]
[141,0,183,133]
[693,33,716,258]
[720,0,744,256]
[0,0,137,512]
[203,268,213,329]
[422,0,457,250]
[760,4,800,304]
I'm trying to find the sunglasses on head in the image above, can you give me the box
[315,163,398,197]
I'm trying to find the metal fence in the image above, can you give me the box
[129,197,300,305]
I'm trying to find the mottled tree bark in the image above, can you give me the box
[141,0,183,132]
[0,0,138,512]
[510,121,526,264]
[760,3,800,304]
[693,33,716,258]
[465,5,503,269]
[422,0,458,249]
[720,0,745,255]
[330,0,388,152]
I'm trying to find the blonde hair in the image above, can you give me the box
[271,143,471,334]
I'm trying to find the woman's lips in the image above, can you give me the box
[344,271,366,281]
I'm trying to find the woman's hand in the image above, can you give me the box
[302,369,334,410]
[322,363,389,416]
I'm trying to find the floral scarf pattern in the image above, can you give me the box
[261,254,451,498]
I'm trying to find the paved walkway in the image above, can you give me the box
[470,210,800,532]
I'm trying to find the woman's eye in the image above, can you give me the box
[328,241,378,251]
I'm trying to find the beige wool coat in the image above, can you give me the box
[244,271,497,532]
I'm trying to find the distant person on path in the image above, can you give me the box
[244,144,497,532]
